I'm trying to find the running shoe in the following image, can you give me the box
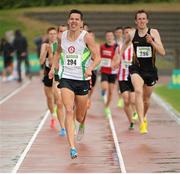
[144,117,148,130]
[77,124,85,141]
[139,122,148,134]
[104,107,111,118]
[70,148,78,159]
[50,118,56,128]
[132,112,139,121]
[117,98,124,108]
[129,122,134,130]
[59,128,66,136]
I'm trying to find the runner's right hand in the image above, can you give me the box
[48,68,54,79]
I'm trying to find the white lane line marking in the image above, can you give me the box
[152,93,180,124]
[0,80,30,105]
[108,116,126,173]
[11,110,50,173]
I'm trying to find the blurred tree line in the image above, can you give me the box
[0,0,178,9]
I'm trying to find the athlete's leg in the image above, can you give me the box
[117,92,124,108]
[75,94,89,124]
[61,88,75,148]
[75,94,88,141]
[44,86,54,114]
[101,81,108,103]
[143,85,154,117]
[105,83,115,108]
[130,91,138,121]
[130,92,136,114]
[122,91,133,124]
[53,81,65,133]
[131,73,144,124]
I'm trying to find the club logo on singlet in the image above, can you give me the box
[68,46,75,53]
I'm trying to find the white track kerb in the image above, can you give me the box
[108,116,127,173]
[11,110,50,173]
[0,80,30,105]
[152,93,180,124]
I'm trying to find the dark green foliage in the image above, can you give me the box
[0,0,177,9]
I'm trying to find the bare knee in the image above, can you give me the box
[144,97,150,106]
[46,95,53,103]
[108,90,113,99]
[65,107,74,118]
[123,98,130,106]
[56,101,63,110]
[130,97,135,106]
[135,88,143,97]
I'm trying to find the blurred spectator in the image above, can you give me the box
[13,29,30,82]
[0,37,14,82]
[34,36,42,59]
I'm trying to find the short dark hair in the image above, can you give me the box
[123,26,132,30]
[114,27,123,31]
[83,22,88,27]
[105,30,113,34]
[69,9,83,20]
[135,9,149,20]
[87,30,93,33]
[57,25,66,32]
[47,27,56,34]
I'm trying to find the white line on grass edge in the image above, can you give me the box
[11,110,50,173]
[152,93,180,124]
[108,116,126,173]
[0,80,30,105]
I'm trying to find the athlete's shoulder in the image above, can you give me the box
[150,28,160,37]
[84,31,90,39]
[84,31,93,43]
[150,28,159,33]
[61,30,68,38]
[41,42,49,49]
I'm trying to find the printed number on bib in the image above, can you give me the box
[65,54,81,67]
[122,60,132,69]
[101,58,111,67]
[137,46,152,58]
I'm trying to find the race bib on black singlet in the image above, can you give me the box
[137,46,152,58]
[64,54,81,67]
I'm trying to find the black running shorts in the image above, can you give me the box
[91,70,97,87]
[42,66,53,87]
[57,78,90,95]
[101,73,117,84]
[129,64,158,86]
[119,79,134,93]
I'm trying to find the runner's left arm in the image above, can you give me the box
[84,33,101,78]
[49,42,61,79]
[112,46,121,69]
[113,29,134,68]
[147,29,166,56]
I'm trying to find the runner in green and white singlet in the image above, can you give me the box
[49,9,100,159]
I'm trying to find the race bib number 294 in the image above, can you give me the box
[64,54,81,67]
